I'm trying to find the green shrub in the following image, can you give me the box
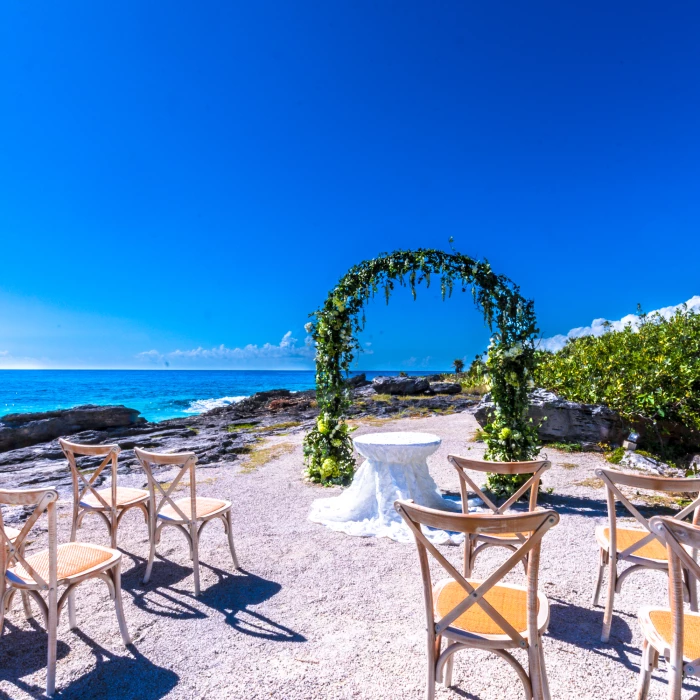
[547,441,583,453]
[535,306,700,450]
[606,447,625,464]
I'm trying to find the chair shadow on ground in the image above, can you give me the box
[0,621,177,700]
[442,489,683,522]
[0,618,71,698]
[56,630,178,700]
[122,553,305,643]
[539,491,681,521]
[547,598,700,696]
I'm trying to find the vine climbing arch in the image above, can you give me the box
[303,248,540,492]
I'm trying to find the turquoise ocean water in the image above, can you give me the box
[0,370,437,423]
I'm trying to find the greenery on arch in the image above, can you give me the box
[303,248,541,494]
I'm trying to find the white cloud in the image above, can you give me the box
[539,295,700,353]
[0,351,46,369]
[137,331,315,367]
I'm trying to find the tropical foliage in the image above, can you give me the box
[303,248,540,490]
[535,306,700,450]
[452,358,465,374]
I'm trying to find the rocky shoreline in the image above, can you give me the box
[0,377,478,492]
[5,374,688,495]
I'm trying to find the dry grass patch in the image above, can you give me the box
[259,421,302,433]
[226,422,259,433]
[559,462,578,470]
[348,416,398,428]
[240,442,295,474]
[574,477,604,489]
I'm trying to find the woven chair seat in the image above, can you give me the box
[434,579,546,637]
[596,526,667,561]
[4,526,21,543]
[158,497,230,522]
[80,486,149,509]
[642,608,700,661]
[6,542,117,585]
[477,531,521,540]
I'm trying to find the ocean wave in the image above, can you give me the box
[183,396,247,414]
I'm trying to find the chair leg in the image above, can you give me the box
[190,522,201,596]
[592,549,606,606]
[70,504,79,543]
[225,511,240,570]
[601,552,617,642]
[685,567,698,613]
[46,580,58,697]
[528,637,544,700]
[463,535,473,578]
[444,640,454,688]
[21,591,33,620]
[0,584,7,636]
[538,636,551,700]
[68,587,77,630]
[110,508,118,550]
[112,561,131,646]
[143,518,157,585]
[636,637,657,700]
[426,633,437,700]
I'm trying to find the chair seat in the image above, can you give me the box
[158,497,230,522]
[475,531,522,541]
[6,542,119,586]
[639,606,700,662]
[434,579,549,638]
[595,525,667,561]
[80,486,149,509]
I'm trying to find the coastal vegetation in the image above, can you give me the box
[302,248,540,492]
[535,305,700,454]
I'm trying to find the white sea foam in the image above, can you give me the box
[183,396,247,414]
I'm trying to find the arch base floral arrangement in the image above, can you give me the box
[303,248,540,495]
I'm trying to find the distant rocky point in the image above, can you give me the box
[0,404,145,452]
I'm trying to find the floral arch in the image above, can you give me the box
[303,248,540,492]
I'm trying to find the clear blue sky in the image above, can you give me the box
[1,1,698,369]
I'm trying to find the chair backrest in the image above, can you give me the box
[596,468,700,560]
[0,488,59,589]
[650,516,700,679]
[59,439,121,510]
[448,455,551,514]
[133,448,198,523]
[395,499,559,647]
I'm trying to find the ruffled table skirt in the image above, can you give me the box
[309,432,462,544]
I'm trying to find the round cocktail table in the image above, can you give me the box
[308,431,461,544]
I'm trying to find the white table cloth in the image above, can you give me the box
[308,431,462,544]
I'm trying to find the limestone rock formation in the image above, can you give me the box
[474,388,626,446]
[0,405,146,452]
[371,376,429,395]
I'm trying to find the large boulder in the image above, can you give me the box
[372,376,430,396]
[429,382,462,395]
[346,373,370,388]
[0,405,146,452]
[474,388,626,446]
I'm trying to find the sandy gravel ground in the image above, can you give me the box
[1,411,699,699]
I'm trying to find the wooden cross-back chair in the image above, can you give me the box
[0,487,130,697]
[593,468,700,643]
[59,439,150,548]
[1,522,33,622]
[396,499,559,700]
[637,517,700,700]
[134,447,239,596]
[448,455,551,577]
